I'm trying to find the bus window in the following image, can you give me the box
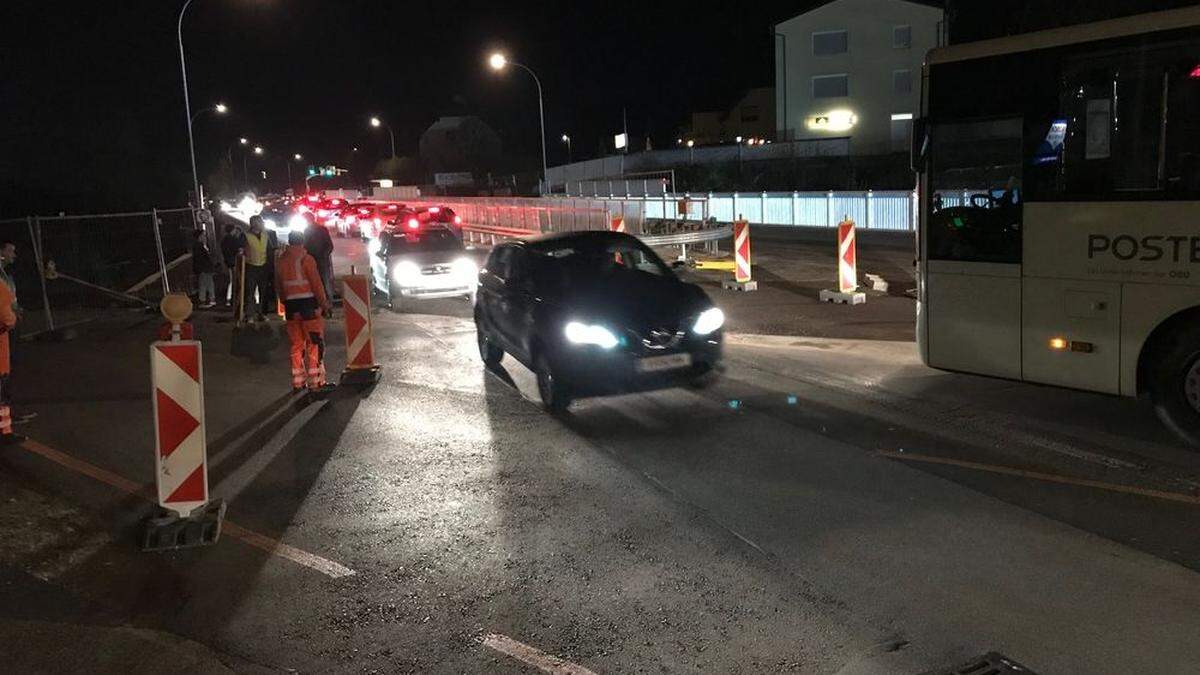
[1026,36,1200,200]
[927,118,1023,264]
[1166,61,1200,195]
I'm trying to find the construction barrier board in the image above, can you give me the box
[341,274,381,384]
[733,220,752,284]
[837,219,858,294]
[151,340,209,517]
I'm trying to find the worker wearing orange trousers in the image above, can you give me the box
[0,279,20,443]
[275,230,332,391]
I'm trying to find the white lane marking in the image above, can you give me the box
[479,634,598,675]
[19,439,355,579]
[222,522,356,578]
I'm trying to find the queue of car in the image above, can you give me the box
[287,192,724,413]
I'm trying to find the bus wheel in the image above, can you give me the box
[1150,324,1200,448]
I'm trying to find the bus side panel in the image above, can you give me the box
[1023,202,1200,397]
[926,261,1022,380]
[1021,277,1121,394]
[1119,285,1200,397]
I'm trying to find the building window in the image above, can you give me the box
[812,30,848,56]
[893,69,912,95]
[812,74,849,98]
[894,25,912,49]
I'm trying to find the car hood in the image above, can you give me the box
[552,272,713,334]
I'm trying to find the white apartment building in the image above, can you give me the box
[774,0,943,155]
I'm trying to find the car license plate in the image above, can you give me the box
[637,352,692,373]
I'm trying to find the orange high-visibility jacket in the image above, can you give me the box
[0,279,16,375]
[275,245,328,307]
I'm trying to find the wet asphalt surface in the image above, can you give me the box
[0,233,1198,674]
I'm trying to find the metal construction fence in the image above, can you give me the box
[551,190,920,232]
[0,207,198,335]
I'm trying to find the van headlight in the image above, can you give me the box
[392,261,421,286]
[564,321,619,349]
[692,307,725,335]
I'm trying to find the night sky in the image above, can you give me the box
[1,0,829,215]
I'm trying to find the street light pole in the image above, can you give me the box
[370,117,397,158]
[177,0,201,209]
[489,54,548,193]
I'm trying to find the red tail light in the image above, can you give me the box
[453,215,462,225]
[429,206,440,213]
[1191,64,1200,79]
[407,218,420,230]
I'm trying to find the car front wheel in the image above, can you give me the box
[535,352,572,413]
[1150,323,1200,449]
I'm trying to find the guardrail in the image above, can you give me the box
[461,223,539,246]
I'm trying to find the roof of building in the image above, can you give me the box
[776,0,943,26]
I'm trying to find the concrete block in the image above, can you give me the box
[722,280,758,292]
[819,289,866,305]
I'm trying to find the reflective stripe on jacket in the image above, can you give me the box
[274,246,328,306]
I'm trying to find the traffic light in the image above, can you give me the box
[306,166,317,177]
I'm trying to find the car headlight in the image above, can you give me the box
[452,257,477,280]
[393,261,421,286]
[287,214,308,231]
[692,307,725,335]
[564,321,619,349]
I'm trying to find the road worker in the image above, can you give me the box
[0,276,22,443]
[275,229,332,392]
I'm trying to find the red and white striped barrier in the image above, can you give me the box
[819,217,866,305]
[837,218,858,293]
[723,219,757,291]
[610,215,626,233]
[340,273,381,385]
[151,341,209,516]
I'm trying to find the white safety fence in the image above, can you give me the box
[552,191,920,231]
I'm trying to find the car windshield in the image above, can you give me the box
[537,239,671,280]
[390,228,463,253]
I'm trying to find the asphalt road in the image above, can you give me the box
[0,231,1197,674]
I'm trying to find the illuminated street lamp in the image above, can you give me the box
[488,51,548,192]
[191,102,229,124]
[561,133,572,162]
[369,116,397,158]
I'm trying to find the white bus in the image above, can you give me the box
[913,7,1200,444]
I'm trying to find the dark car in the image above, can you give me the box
[474,231,724,412]
[369,226,477,311]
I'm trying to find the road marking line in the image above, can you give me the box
[479,634,598,675]
[221,522,356,578]
[878,450,1200,506]
[18,439,356,578]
